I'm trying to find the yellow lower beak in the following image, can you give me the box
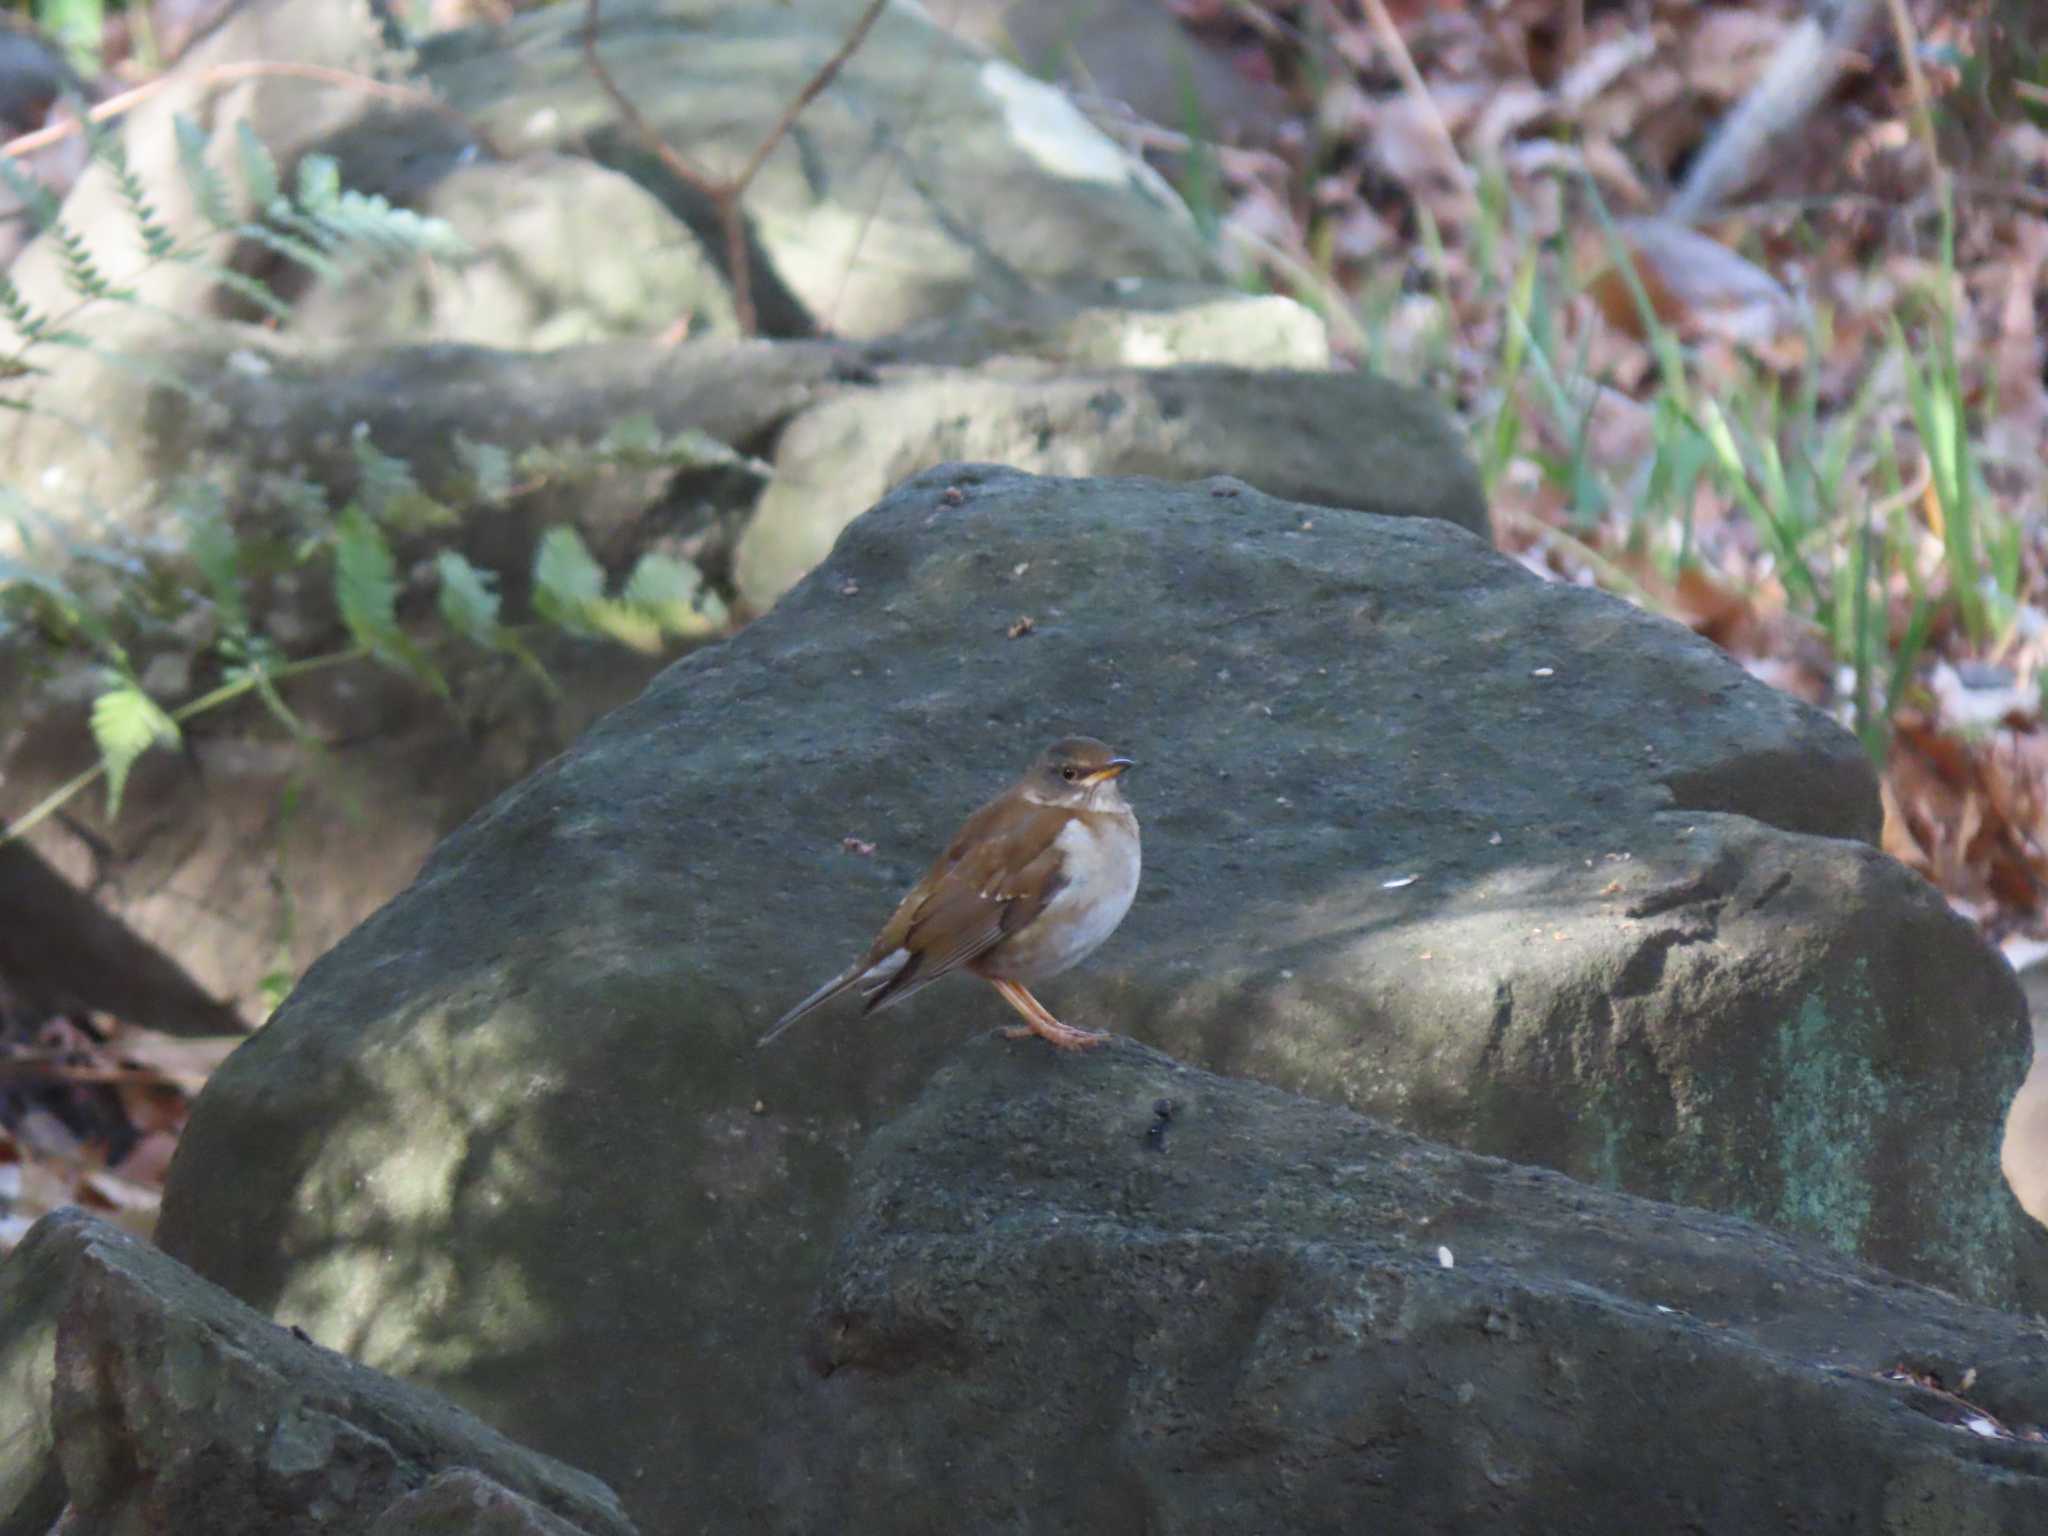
[1083,758,1135,785]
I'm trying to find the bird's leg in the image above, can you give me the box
[989,978,1109,1052]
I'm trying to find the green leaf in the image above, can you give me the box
[295,153,342,215]
[91,679,180,820]
[0,270,51,340]
[53,222,124,301]
[334,507,399,650]
[100,131,178,261]
[588,600,664,653]
[619,551,726,638]
[437,550,558,694]
[0,151,60,233]
[333,507,442,692]
[235,120,281,210]
[230,221,342,284]
[453,436,514,504]
[173,114,235,230]
[184,501,247,634]
[435,550,501,641]
[351,429,452,529]
[532,525,606,634]
[598,413,663,459]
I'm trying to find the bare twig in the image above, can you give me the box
[1,60,501,162]
[1344,0,1477,217]
[581,0,889,337]
[1883,0,1949,206]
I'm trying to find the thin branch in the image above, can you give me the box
[1,60,501,162]
[1345,0,1477,218]
[1883,0,1949,206]
[580,0,888,337]
[580,0,750,330]
[735,0,889,193]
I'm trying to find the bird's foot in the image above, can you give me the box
[1001,1019,1110,1052]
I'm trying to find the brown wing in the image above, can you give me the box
[857,799,1070,1014]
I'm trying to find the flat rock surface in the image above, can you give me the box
[159,466,2031,1533]
[793,1035,2048,1534]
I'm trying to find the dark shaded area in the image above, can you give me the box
[794,1033,2048,1533]
[0,840,242,1039]
[0,1209,636,1536]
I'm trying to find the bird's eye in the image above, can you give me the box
[1061,765,1078,781]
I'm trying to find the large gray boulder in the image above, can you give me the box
[733,363,1484,610]
[157,466,2031,1534]
[793,1034,2048,1533]
[422,0,1218,338]
[0,1210,634,1536]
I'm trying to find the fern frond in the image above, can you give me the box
[295,153,342,216]
[183,504,248,635]
[618,552,727,644]
[235,121,281,211]
[333,506,400,648]
[173,114,237,230]
[234,220,344,282]
[435,550,558,695]
[0,271,52,342]
[0,154,60,233]
[352,430,453,530]
[329,192,470,262]
[52,223,128,302]
[452,436,514,504]
[435,550,500,639]
[96,129,178,261]
[333,507,445,694]
[169,253,296,321]
[532,525,606,636]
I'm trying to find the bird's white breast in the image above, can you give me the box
[1001,810,1141,981]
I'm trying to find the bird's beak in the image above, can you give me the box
[1083,757,1135,785]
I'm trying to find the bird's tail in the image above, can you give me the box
[757,962,865,1048]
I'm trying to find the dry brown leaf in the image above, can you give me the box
[1586,218,1802,348]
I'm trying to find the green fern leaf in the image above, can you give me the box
[96,130,178,261]
[333,506,399,645]
[0,271,51,341]
[533,526,606,635]
[352,431,453,530]
[453,436,514,504]
[172,254,296,320]
[232,222,343,283]
[53,223,124,301]
[91,679,180,821]
[434,551,557,693]
[0,154,59,233]
[296,154,342,216]
[435,550,501,641]
[184,506,247,635]
[622,552,728,640]
[587,601,664,653]
[235,121,281,210]
[597,413,663,460]
[334,508,446,694]
[173,115,236,230]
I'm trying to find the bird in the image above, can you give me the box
[759,735,1141,1052]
